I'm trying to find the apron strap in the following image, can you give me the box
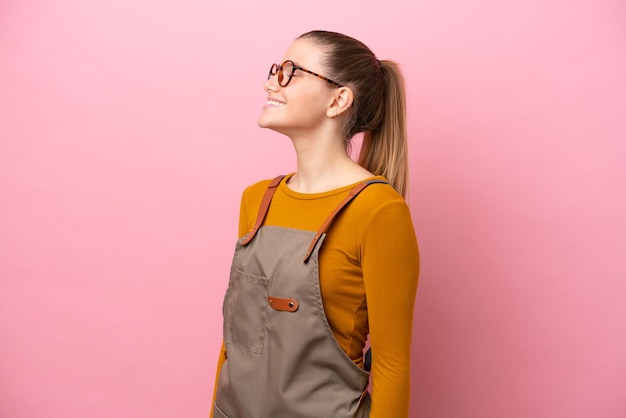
[241,175,285,246]
[303,179,388,262]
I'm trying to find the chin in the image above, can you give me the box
[257,112,273,128]
[258,122,290,138]
[257,113,296,136]
[257,117,280,131]
[257,117,269,129]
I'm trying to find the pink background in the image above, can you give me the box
[1,0,625,417]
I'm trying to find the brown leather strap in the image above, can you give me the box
[241,175,285,246]
[303,179,387,262]
[268,296,299,312]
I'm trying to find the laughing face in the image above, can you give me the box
[257,39,339,138]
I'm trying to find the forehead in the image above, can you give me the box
[281,38,327,70]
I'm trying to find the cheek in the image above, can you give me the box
[289,97,329,127]
[294,89,331,116]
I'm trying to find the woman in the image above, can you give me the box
[211,30,419,418]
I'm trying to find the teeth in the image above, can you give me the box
[267,100,284,107]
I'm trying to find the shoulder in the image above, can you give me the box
[358,180,405,203]
[336,179,415,237]
[351,180,409,217]
[239,175,290,210]
[242,178,273,196]
[237,176,285,236]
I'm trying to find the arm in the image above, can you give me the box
[361,200,420,417]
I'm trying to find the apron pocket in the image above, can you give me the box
[223,270,269,354]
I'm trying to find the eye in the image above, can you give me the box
[281,61,295,75]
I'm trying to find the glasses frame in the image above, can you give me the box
[268,60,343,88]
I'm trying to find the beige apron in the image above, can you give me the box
[215,176,385,418]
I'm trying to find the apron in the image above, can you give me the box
[215,176,385,418]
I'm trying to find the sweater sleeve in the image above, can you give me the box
[209,342,227,418]
[361,199,420,418]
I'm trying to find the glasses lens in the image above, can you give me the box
[268,63,279,80]
[279,61,295,87]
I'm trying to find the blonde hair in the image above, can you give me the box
[298,31,409,198]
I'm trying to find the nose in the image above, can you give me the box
[264,75,280,92]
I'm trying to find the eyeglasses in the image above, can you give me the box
[267,60,343,88]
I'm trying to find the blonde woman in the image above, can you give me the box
[212,30,419,418]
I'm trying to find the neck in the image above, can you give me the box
[286,131,372,194]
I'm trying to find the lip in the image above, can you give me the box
[265,96,286,108]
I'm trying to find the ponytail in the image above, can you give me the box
[357,61,408,198]
[298,31,410,198]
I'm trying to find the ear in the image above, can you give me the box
[327,87,354,118]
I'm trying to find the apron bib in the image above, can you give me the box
[215,176,385,418]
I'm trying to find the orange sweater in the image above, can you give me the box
[212,174,419,418]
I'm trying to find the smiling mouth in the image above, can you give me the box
[266,99,285,107]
